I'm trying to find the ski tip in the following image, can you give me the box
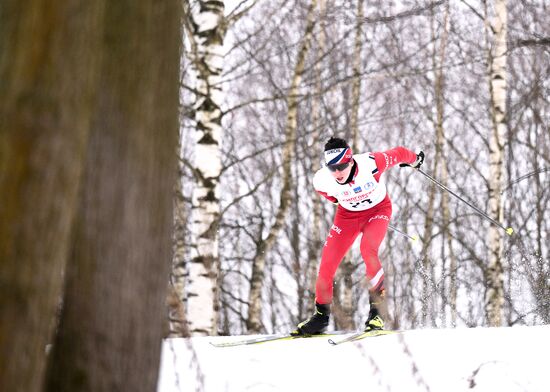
[327,339,337,345]
[411,235,418,242]
[506,227,514,236]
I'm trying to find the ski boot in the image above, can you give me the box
[364,307,385,331]
[291,303,330,336]
[364,289,388,331]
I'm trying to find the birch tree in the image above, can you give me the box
[168,145,190,337]
[184,0,226,336]
[304,0,328,321]
[335,0,365,331]
[485,0,508,327]
[432,3,457,327]
[246,0,318,333]
[421,0,454,327]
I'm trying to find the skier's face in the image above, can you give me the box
[329,161,353,183]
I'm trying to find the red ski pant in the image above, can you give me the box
[315,198,392,304]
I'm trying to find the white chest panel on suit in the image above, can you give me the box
[313,153,387,211]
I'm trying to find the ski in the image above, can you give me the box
[327,329,400,346]
[210,331,348,348]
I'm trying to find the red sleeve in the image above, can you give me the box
[316,190,338,204]
[372,147,417,181]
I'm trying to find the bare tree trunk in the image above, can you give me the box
[0,2,104,391]
[417,1,452,328]
[303,0,327,321]
[335,0,365,331]
[184,0,226,336]
[419,185,436,326]
[432,0,455,327]
[290,168,305,318]
[485,0,508,327]
[247,0,318,333]
[44,2,180,391]
[350,0,364,151]
[169,149,189,337]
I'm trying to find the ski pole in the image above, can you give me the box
[501,167,549,194]
[416,168,514,236]
[389,224,418,242]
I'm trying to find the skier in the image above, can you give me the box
[291,136,424,335]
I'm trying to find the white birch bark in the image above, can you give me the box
[246,0,318,333]
[169,147,189,337]
[185,0,225,336]
[485,0,508,327]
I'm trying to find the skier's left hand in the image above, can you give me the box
[400,151,424,169]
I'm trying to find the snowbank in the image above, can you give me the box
[158,325,549,392]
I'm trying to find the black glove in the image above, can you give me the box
[400,150,424,169]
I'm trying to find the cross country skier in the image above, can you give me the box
[291,136,424,335]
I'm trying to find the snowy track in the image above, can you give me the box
[158,325,549,392]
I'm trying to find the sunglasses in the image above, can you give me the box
[327,162,350,172]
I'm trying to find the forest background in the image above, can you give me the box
[1,1,548,392]
[176,0,549,338]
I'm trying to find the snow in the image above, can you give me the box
[157,325,550,392]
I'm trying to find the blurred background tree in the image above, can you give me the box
[1,1,181,391]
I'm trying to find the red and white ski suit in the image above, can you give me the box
[313,147,417,304]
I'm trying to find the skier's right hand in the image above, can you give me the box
[400,150,424,169]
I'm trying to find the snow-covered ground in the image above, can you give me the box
[158,325,549,392]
